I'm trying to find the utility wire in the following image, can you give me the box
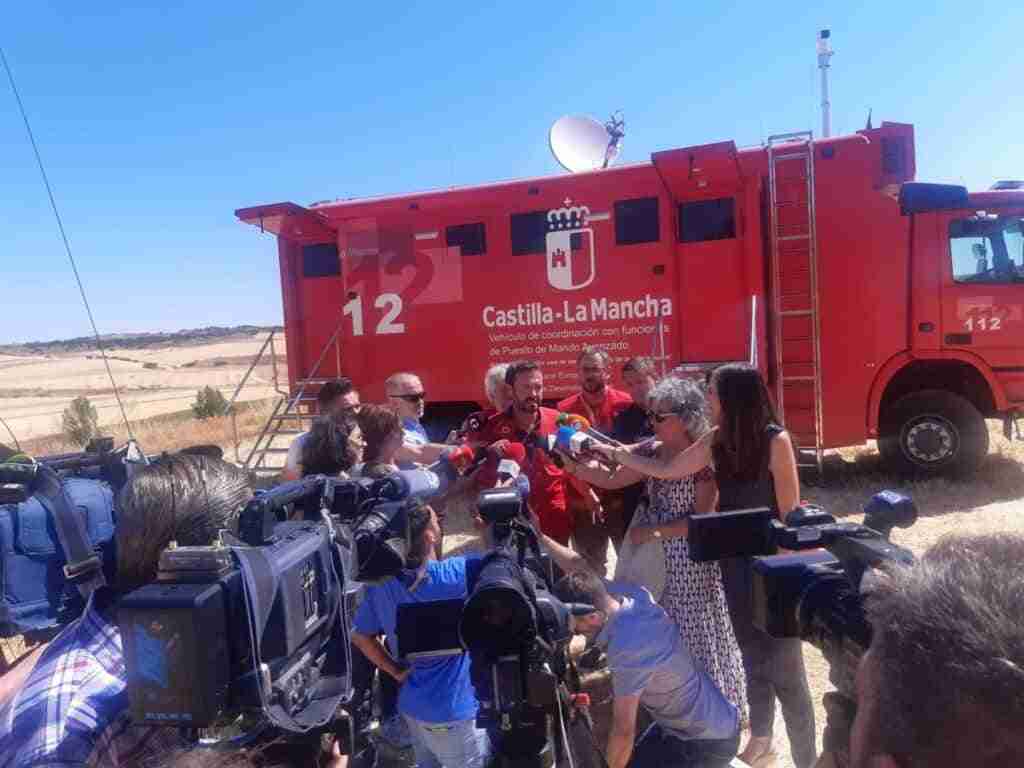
[1,46,136,441]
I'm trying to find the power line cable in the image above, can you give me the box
[1,45,136,442]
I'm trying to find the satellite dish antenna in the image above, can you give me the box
[549,113,625,173]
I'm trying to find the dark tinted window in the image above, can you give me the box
[302,243,341,278]
[678,198,736,243]
[510,211,548,255]
[614,197,660,245]
[446,222,487,256]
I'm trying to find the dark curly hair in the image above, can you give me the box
[301,413,360,477]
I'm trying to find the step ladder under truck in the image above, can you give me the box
[240,319,346,477]
[767,131,824,474]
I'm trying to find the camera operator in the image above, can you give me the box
[849,533,1024,768]
[0,454,252,767]
[284,378,361,481]
[557,347,633,574]
[591,363,816,768]
[527,510,740,768]
[350,499,491,768]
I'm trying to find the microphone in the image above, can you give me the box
[498,442,527,475]
[557,412,591,431]
[372,455,462,501]
[442,443,485,475]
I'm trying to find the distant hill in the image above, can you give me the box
[0,325,283,355]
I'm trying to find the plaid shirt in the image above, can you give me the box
[0,589,187,767]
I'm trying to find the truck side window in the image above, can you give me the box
[302,243,341,278]
[949,217,1024,283]
[510,211,548,255]
[678,198,736,243]
[614,197,660,245]
[446,222,487,256]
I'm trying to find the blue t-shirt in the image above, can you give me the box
[354,556,478,723]
[403,418,429,445]
[597,581,739,741]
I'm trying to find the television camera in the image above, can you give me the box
[687,490,919,764]
[460,471,599,768]
[118,454,465,751]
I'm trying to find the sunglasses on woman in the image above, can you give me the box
[647,410,679,424]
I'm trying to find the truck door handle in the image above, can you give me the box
[945,333,972,345]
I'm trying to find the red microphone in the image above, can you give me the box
[443,443,480,475]
[498,442,527,476]
[477,442,528,488]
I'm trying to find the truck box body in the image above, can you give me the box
[239,121,1024,472]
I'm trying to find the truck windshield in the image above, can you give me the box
[950,216,1024,283]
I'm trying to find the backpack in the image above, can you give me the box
[0,472,115,638]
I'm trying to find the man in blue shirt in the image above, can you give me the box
[351,499,491,768]
[533,514,740,768]
[385,372,450,467]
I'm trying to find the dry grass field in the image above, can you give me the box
[0,333,282,448]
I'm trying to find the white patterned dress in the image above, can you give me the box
[641,460,749,719]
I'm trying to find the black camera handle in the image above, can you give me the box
[229,520,350,734]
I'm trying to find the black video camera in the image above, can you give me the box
[119,460,462,737]
[459,480,592,768]
[688,490,917,649]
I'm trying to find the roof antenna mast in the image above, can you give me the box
[817,29,834,138]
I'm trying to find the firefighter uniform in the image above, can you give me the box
[465,407,572,545]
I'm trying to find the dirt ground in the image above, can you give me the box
[438,424,1024,767]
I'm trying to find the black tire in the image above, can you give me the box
[878,390,989,476]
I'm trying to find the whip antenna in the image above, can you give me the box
[1,46,136,442]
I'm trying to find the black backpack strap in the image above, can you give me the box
[34,465,105,600]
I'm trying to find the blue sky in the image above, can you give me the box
[2,1,1020,344]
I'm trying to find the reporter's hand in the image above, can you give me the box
[588,442,618,461]
[321,737,348,768]
[488,439,511,459]
[584,489,604,524]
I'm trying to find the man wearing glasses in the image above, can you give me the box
[385,372,450,466]
[283,377,361,481]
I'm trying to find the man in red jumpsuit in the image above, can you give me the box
[465,360,579,545]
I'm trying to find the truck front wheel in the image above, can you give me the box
[879,390,989,476]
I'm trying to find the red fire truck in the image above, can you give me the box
[237,122,1024,474]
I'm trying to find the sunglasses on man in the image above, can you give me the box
[390,392,426,403]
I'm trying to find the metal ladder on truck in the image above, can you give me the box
[767,131,824,474]
[241,319,346,477]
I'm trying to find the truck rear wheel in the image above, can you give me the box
[879,390,989,476]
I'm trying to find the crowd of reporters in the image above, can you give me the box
[1,350,1022,768]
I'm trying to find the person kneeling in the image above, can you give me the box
[350,500,491,768]
[537,517,740,768]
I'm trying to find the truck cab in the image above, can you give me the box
[871,185,1024,473]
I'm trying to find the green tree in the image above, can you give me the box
[62,396,101,447]
[192,386,229,420]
